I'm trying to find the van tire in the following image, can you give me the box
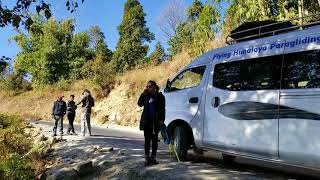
[222,154,236,163]
[173,126,188,161]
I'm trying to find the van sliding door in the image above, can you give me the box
[279,48,320,168]
[204,55,282,158]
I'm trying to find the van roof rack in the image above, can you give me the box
[226,14,320,45]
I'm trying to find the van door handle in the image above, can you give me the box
[212,97,220,108]
[189,97,199,104]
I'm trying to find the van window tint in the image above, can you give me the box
[213,55,282,91]
[170,66,206,92]
[282,49,320,89]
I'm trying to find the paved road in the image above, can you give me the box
[36,120,320,179]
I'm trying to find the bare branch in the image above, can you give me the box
[157,0,187,41]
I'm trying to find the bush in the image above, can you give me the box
[0,114,42,179]
[56,78,71,91]
[0,153,33,180]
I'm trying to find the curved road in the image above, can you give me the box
[35,120,319,179]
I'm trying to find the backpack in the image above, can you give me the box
[87,95,95,108]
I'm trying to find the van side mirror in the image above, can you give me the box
[165,79,171,92]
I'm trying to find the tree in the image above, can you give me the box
[88,26,112,61]
[0,0,83,29]
[168,21,193,56]
[222,0,276,35]
[12,17,91,87]
[0,58,9,75]
[222,0,320,36]
[187,0,204,21]
[112,0,154,72]
[149,42,166,64]
[191,3,219,56]
[157,0,187,40]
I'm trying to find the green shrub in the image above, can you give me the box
[0,114,36,179]
[0,153,33,180]
[55,78,71,91]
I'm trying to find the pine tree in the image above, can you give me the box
[112,0,154,72]
[88,26,112,62]
[168,22,193,55]
[149,42,166,64]
[187,0,204,21]
[192,3,219,56]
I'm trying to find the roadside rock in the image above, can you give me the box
[43,167,77,180]
[35,135,48,144]
[73,161,95,176]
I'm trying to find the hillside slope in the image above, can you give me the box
[0,40,225,127]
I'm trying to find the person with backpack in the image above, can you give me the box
[138,80,165,166]
[77,89,95,136]
[66,94,77,135]
[51,95,67,136]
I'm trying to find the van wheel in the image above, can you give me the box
[173,126,188,161]
[222,154,236,163]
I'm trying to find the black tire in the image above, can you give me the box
[173,126,188,161]
[222,154,236,163]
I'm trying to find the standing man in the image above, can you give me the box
[67,95,77,135]
[52,96,67,136]
[138,80,165,166]
[77,89,95,136]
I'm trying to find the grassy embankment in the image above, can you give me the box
[0,114,47,179]
[0,39,225,127]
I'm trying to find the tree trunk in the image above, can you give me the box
[298,0,304,25]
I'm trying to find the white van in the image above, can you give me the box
[163,20,320,170]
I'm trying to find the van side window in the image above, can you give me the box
[213,55,282,91]
[169,66,206,92]
[282,49,320,89]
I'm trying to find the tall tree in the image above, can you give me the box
[88,26,112,61]
[168,21,193,55]
[187,0,204,21]
[112,0,154,72]
[192,3,219,56]
[149,42,166,64]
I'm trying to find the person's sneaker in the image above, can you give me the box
[150,157,159,165]
[52,134,57,137]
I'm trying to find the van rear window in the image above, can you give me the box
[282,49,320,89]
[213,55,282,91]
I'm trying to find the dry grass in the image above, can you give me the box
[0,80,99,121]
[0,39,226,126]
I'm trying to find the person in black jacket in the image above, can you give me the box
[138,80,165,166]
[67,95,77,135]
[52,96,67,136]
[77,89,95,136]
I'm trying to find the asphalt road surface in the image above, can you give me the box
[36,120,320,179]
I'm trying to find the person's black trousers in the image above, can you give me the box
[144,129,158,158]
[67,113,75,133]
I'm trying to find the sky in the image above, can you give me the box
[0,0,228,62]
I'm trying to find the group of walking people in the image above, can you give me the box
[51,89,95,137]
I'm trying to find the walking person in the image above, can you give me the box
[51,96,67,137]
[67,95,77,135]
[138,80,165,166]
[77,89,95,136]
